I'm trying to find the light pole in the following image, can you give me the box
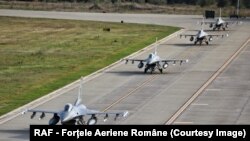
[237,0,240,15]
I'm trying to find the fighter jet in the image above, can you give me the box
[180,28,228,45]
[22,78,129,125]
[201,8,241,31]
[124,41,188,74]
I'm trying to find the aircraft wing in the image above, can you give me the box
[124,58,146,64]
[225,21,234,24]
[26,109,58,114]
[200,21,237,25]
[200,21,214,25]
[201,20,239,25]
[85,109,129,121]
[208,34,228,38]
[160,59,189,65]
[180,34,195,38]
[86,109,129,118]
[225,20,241,24]
[22,109,60,119]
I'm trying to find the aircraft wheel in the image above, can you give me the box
[78,119,85,125]
[144,68,148,73]
[150,68,154,74]
[159,69,163,74]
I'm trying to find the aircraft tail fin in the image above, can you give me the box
[201,15,205,30]
[154,37,158,55]
[74,77,84,106]
[219,8,221,18]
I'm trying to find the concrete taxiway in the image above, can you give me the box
[174,41,250,124]
[0,9,249,141]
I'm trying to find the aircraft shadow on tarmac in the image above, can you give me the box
[105,70,179,76]
[163,43,219,47]
[0,128,29,140]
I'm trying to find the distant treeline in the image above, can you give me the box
[6,0,250,8]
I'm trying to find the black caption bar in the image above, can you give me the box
[30,125,249,140]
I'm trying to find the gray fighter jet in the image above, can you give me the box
[201,9,241,31]
[180,28,228,45]
[124,41,188,74]
[22,78,129,125]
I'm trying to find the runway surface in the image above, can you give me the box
[0,9,249,141]
[0,9,199,27]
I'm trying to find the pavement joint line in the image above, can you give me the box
[165,38,250,125]
[0,29,184,125]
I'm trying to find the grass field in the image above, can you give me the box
[0,16,179,116]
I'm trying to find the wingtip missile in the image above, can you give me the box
[21,109,28,115]
[123,111,129,118]
[180,59,188,65]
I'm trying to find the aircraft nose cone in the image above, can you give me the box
[148,60,154,65]
[62,112,71,123]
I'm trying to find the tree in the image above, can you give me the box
[230,0,238,6]
[167,0,175,4]
[243,0,250,8]
[217,0,228,7]
[198,0,215,7]
[186,0,198,5]
[147,0,166,5]
[199,0,207,7]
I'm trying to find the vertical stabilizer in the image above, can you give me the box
[201,16,205,30]
[74,77,83,106]
[219,8,221,18]
[154,37,158,55]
